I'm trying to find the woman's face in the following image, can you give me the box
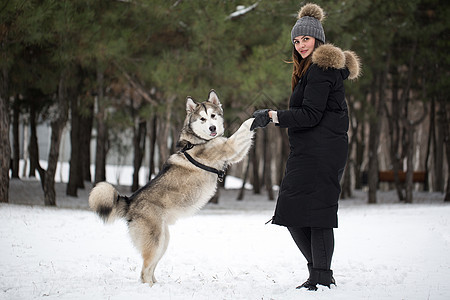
[293,35,316,59]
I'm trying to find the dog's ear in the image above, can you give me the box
[207,89,222,108]
[186,97,198,113]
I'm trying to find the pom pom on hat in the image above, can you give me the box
[298,3,325,22]
[291,3,326,44]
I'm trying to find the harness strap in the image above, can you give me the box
[180,142,226,182]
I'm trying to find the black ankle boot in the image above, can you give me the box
[296,279,318,290]
[309,268,336,289]
[296,263,315,290]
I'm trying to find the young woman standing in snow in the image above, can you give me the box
[251,3,361,291]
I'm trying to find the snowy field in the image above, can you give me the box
[1,178,450,300]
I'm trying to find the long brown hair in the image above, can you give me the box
[290,40,324,91]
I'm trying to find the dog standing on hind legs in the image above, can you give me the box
[89,90,255,286]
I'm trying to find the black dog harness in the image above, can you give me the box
[180,142,226,182]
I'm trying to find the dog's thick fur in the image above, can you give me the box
[89,90,255,286]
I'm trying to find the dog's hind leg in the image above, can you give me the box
[141,251,158,286]
[137,221,170,286]
[152,223,170,283]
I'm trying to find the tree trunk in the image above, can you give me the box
[404,123,414,203]
[156,95,175,170]
[21,115,29,177]
[263,129,274,200]
[404,101,427,204]
[341,95,356,199]
[400,40,419,204]
[79,103,93,184]
[424,92,433,192]
[94,67,108,184]
[434,104,445,192]
[132,119,147,192]
[156,115,169,171]
[0,68,10,203]
[94,117,108,184]
[237,157,250,201]
[28,103,45,181]
[251,132,260,194]
[368,82,381,204]
[367,125,380,204]
[11,99,20,178]
[386,72,405,201]
[341,161,352,199]
[67,97,81,196]
[43,71,69,206]
[43,122,63,205]
[148,114,157,178]
[29,104,37,177]
[355,120,365,189]
[368,51,390,203]
[438,97,450,202]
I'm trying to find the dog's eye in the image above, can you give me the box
[200,117,206,122]
[211,114,215,119]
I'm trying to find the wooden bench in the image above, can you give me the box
[378,170,426,184]
[361,170,427,186]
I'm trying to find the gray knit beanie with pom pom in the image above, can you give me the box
[291,3,325,44]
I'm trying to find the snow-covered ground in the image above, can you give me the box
[1,178,449,300]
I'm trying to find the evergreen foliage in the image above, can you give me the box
[1,0,449,203]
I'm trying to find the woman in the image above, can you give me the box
[251,3,361,291]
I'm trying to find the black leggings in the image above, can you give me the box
[287,227,334,270]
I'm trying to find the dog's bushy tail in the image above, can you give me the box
[89,182,128,223]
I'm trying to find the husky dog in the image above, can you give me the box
[89,90,255,286]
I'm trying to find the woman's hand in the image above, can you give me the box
[250,109,271,130]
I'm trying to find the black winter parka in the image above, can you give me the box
[273,44,361,228]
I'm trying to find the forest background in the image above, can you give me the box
[0,0,449,206]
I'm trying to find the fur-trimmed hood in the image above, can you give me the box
[312,44,361,80]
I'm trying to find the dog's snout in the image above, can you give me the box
[209,125,216,132]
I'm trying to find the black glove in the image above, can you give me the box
[250,109,271,130]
